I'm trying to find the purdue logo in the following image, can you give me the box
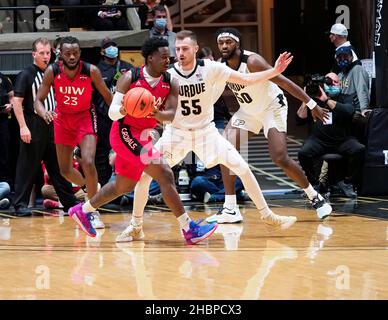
[233,119,245,127]
[383,150,388,165]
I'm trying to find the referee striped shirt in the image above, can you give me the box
[14,64,56,114]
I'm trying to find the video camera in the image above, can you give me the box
[305,74,333,97]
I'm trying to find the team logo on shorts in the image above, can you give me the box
[233,119,245,127]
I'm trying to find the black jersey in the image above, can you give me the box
[14,64,55,114]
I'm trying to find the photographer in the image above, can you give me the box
[297,72,365,198]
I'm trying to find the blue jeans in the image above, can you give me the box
[191,176,244,202]
[0,181,10,200]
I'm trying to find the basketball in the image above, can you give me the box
[123,87,155,118]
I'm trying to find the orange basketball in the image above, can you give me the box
[123,87,155,118]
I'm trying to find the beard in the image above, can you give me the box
[223,46,237,60]
[63,59,79,70]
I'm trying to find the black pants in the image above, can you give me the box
[95,113,113,187]
[298,136,365,186]
[13,114,77,211]
[0,118,11,184]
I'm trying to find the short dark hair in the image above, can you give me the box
[53,37,62,49]
[152,4,167,15]
[215,27,242,44]
[60,36,80,50]
[176,30,197,43]
[32,37,50,52]
[141,37,169,61]
[198,47,213,59]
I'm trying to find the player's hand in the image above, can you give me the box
[20,126,31,144]
[274,52,293,74]
[42,111,57,124]
[1,103,12,114]
[311,105,330,122]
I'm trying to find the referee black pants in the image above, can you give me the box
[13,114,77,211]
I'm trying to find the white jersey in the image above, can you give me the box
[167,59,232,130]
[223,50,284,115]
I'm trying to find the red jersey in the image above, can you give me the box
[52,61,93,114]
[122,66,171,130]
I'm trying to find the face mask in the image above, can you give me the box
[337,58,350,70]
[155,18,167,29]
[104,46,118,59]
[324,84,341,97]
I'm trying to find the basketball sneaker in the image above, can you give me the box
[261,211,297,230]
[68,203,96,237]
[183,219,218,245]
[43,199,60,209]
[116,222,145,242]
[310,194,332,219]
[205,206,243,224]
[90,211,105,229]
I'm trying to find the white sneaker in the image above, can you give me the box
[205,206,243,224]
[261,211,297,230]
[116,222,145,242]
[310,194,332,219]
[90,211,105,229]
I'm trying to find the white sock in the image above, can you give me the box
[224,195,237,209]
[82,201,96,213]
[260,207,273,218]
[177,213,192,231]
[304,184,319,200]
[131,215,143,226]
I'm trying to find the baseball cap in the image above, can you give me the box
[329,23,348,36]
[335,46,352,57]
[101,37,117,49]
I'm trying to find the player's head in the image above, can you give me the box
[60,36,81,70]
[141,37,170,74]
[215,27,242,60]
[198,46,214,60]
[32,37,51,70]
[175,30,199,67]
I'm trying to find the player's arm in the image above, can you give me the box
[153,78,179,123]
[227,52,292,86]
[34,65,56,124]
[246,54,329,122]
[91,65,113,106]
[108,70,133,121]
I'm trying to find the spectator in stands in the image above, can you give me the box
[328,23,359,62]
[42,158,86,209]
[12,37,77,216]
[95,0,130,30]
[336,46,371,142]
[0,72,14,187]
[147,4,176,63]
[93,38,133,187]
[137,0,173,31]
[297,72,365,198]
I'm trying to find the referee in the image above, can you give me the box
[12,37,77,216]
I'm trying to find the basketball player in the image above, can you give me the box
[34,36,112,229]
[205,27,332,225]
[116,30,296,243]
[66,38,218,244]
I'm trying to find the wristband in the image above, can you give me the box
[306,99,317,110]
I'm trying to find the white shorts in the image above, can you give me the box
[230,97,288,137]
[155,123,250,175]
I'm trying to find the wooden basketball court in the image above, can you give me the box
[1,197,388,300]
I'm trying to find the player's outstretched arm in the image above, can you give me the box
[227,52,292,86]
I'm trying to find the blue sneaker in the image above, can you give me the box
[183,219,218,245]
[69,203,96,237]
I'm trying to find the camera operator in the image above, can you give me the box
[297,72,365,198]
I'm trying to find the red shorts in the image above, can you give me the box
[54,108,97,147]
[110,121,161,181]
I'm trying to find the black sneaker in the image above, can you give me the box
[337,180,357,198]
[14,206,32,217]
